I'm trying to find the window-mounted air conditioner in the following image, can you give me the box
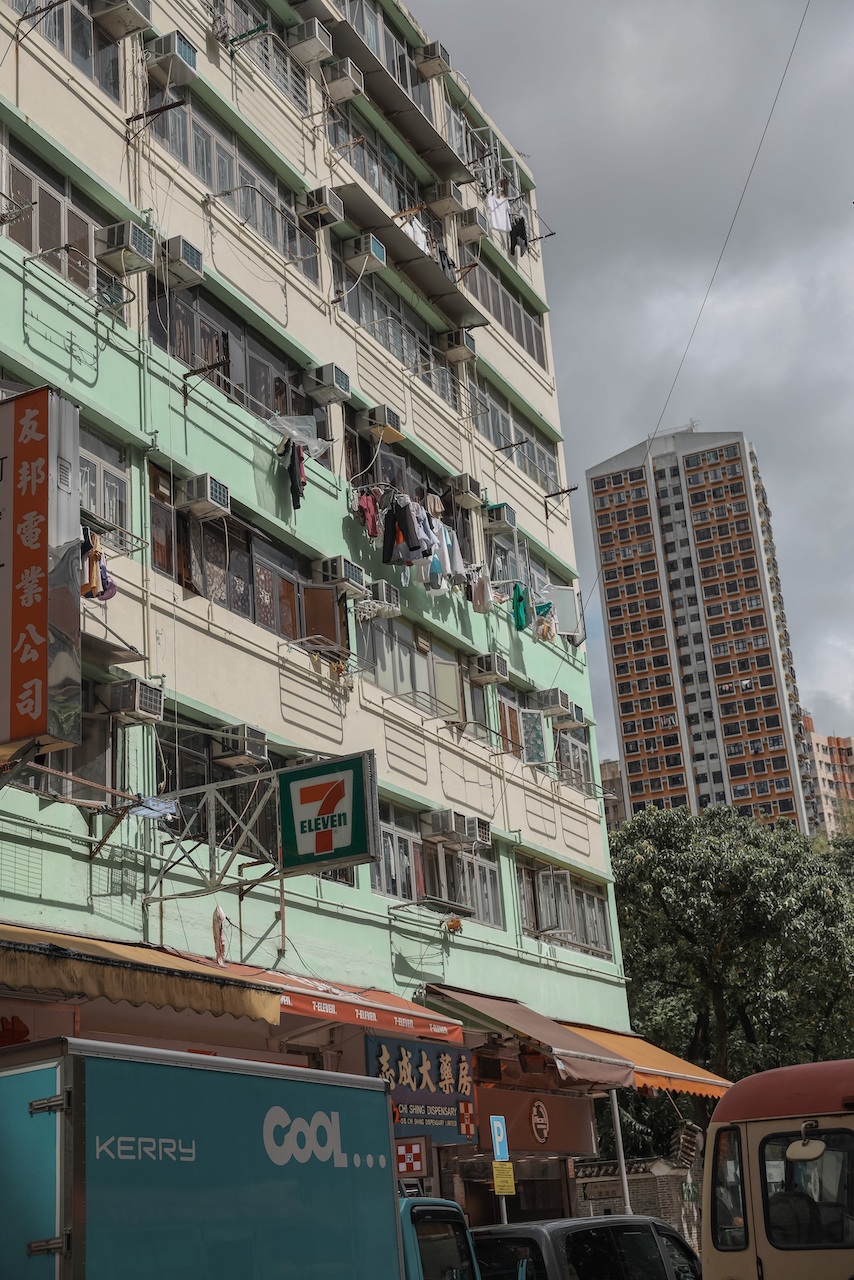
[415,41,451,78]
[213,725,268,768]
[94,221,155,274]
[470,652,508,685]
[155,236,204,289]
[426,182,464,218]
[531,688,572,717]
[344,234,386,274]
[177,473,230,517]
[92,0,150,39]
[287,17,332,65]
[369,580,400,617]
[439,330,476,364]
[360,404,404,444]
[298,186,345,230]
[95,678,164,724]
[484,503,516,535]
[311,555,367,597]
[449,473,481,510]
[456,207,488,244]
[325,57,363,103]
[429,810,490,847]
[307,363,350,405]
[144,31,198,87]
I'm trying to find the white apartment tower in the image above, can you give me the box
[586,427,809,829]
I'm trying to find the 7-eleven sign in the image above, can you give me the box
[290,771,353,857]
[278,752,380,878]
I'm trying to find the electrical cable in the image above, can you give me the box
[581,0,813,617]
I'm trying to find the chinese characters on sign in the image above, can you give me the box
[366,1035,477,1145]
[0,392,50,744]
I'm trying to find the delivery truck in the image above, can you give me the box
[0,1037,481,1280]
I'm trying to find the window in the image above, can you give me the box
[4,135,112,290]
[8,0,120,101]
[413,1210,476,1280]
[148,283,322,436]
[474,1235,547,1280]
[149,91,317,282]
[426,837,502,927]
[23,679,114,802]
[79,423,128,538]
[713,1126,747,1250]
[150,463,342,644]
[564,1225,669,1280]
[517,858,611,958]
[556,726,593,794]
[467,374,558,490]
[459,244,547,367]
[371,800,422,901]
[761,1129,854,1250]
[211,0,308,112]
[358,619,473,725]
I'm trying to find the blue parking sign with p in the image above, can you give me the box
[490,1115,508,1162]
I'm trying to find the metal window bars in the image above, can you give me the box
[0,188,36,227]
[354,314,460,412]
[207,0,309,114]
[201,185,319,271]
[23,244,136,316]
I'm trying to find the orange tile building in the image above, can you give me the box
[586,426,809,829]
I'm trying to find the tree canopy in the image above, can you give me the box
[610,804,854,1085]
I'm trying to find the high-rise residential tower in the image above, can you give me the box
[803,712,853,836]
[586,427,809,829]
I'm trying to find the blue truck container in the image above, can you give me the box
[0,1038,481,1280]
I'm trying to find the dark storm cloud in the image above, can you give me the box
[415,0,854,754]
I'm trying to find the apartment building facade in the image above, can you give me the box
[0,0,631,1219]
[599,759,626,835]
[803,712,853,837]
[586,427,809,830]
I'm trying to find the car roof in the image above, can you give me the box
[472,1215,676,1237]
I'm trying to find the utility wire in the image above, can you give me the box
[582,0,812,615]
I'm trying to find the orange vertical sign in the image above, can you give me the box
[3,389,50,744]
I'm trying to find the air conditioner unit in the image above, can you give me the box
[213,725,268,768]
[156,236,204,289]
[361,404,404,444]
[344,234,386,274]
[92,0,150,39]
[456,207,488,244]
[552,703,586,730]
[95,679,164,724]
[426,182,464,218]
[449,473,481,509]
[484,503,516,535]
[94,221,155,274]
[325,57,363,103]
[144,31,198,87]
[415,41,451,78]
[470,652,509,685]
[298,186,345,230]
[311,555,367,597]
[177,473,230,517]
[369,580,400,617]
[287,17,332,64]
[532,688,571,717]
[307,363,350,405]
[428,809,490,847]
[439,330,476,363]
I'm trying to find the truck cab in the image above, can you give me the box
[400,1197,482,1280]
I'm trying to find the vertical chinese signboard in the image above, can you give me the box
[0,387,80,760]
[365,1035,477,1145]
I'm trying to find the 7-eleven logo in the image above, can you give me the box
[290,770,354,858]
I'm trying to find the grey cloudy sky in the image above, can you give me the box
[414,0,854,758]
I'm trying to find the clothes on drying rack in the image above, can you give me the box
[487,193,511,232]
[510,216,528,257]
[382,493,422,564]
[471,567,495,614]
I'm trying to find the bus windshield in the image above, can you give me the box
[761,1130,854,1249]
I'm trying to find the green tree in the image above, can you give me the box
[611,805,854,1087]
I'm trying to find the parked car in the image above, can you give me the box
[473,1215,701,1280]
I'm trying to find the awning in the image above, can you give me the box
[0,921,284,1023]
[426,984,635,1090]
[263,972,464,1043]
[560,1024,731,1098]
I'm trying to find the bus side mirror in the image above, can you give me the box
[786,1120,825,1162]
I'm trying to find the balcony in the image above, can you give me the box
[333,179,488,330]
[330,24,473,184]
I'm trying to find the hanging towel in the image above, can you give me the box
[509,216,528,257]
[487,193,511,232]
[472,570,495,615]
[426,493,445,517]
[359,492,379,538]
[81,533,103,598]
[446,529,467,583]
[512,583,528,632]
